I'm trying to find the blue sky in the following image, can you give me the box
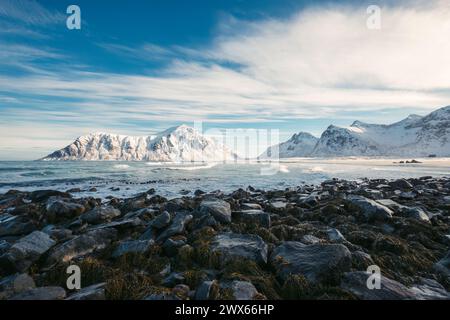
[0,0,450,160]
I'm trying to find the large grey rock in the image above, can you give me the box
[327,228,346,242]
[233,210,271,228]
[348,195,393,220]
[46,198,85,223]
[151,211,171,229]
[9,286,66,300]
[222,281,259,300]
[112,239,154,258]
[0,273,35,300]
[270,242,352,284]
[210,233,268,265]
[156,212,193,242]
[433,251,450,281]
[199,199,232,224]
[80,206,121,224]
[2,231,55,272]
[341,271,417,300]
[410,278,449,300]
[376,200,430,222]
[66,283,106,300]
[195,280,218,300]
[46,228,117,265]
[0,214,35,237]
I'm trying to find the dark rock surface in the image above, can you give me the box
[0,176,449,300]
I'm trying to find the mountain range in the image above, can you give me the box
[262,105,450,158]
[42,105,450,161]
[42,125,237,162]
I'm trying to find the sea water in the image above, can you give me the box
[0,158,448,199]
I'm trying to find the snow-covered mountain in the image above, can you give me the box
[42,125,238,162]
[260,132,318,158]
[312,106,450,157]
[262,105,450,158]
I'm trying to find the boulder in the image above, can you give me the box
[222,281,259,300]
[410,278,449,300]
[66,283,106,300]
[348,195,393,220]
[0,214,35,237]
[9,286,66,300]
[327,228,346,242]
[1,231,55,273]
[162,238,186,257]
[156,212,193,242]
[46,198,85,223]
[195,280,219,300]
[112,239,154,258]
[199,199,232,224]
[80,206,121,225]
[210,233,268,265]
[389,179,413,190]
[30,190,70,202]
[151,211,171,229]
[46,228,117,265]
[270,242,352,284]
[341,271,417,300]
[0,273,35,300]
[233,210,271,228]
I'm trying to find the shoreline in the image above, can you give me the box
[0,176,449,300]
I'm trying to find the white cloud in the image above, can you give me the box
[0,0,64,25]
[1,1,450,159]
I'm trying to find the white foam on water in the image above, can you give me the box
[113,164,130,169]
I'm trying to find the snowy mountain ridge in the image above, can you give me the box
[42,125,237,162]
[263,105,450,158]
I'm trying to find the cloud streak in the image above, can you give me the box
[1,0,450,159]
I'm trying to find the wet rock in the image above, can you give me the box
[0,214,36,237]
[233,210,271,228]
[341,271,417,300]
[399,191,417,200]
[151,211,171,229]
[66,283,106,300]
[90,218,143,231]
[0,240,11,255]
[46,198,85,223]
[300,234,321,245]
[46,228,117,265]
[327,228,346,242]
[268,200,287,212]
[241,203,262,210]
[351,251,374,270]
[9,286,66,300]
[30,190,70,202]
[194,189,206,196]
[41,225,73,242]
[195,280,219,300]
[389,179,413,190]
[402,207,430,222]
[210,233,268,265]
[410,278,449,300]
[172,284,190,300]
[80,206,121,225]
[433,251,450,282]
[156,212,193,242]
[222,281,259,300]
[162,238,186,257]
[0,273,35,300]
[348,195,393,221]
[162,272,185,287]
[112,239,154,258]
[1,231,55,273]
[270,242,352,284]
[199,199,232,224]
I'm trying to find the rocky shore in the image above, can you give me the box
[1,176,449,300]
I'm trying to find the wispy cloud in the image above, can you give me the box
[1,0,450,159]
[0,0,65,25]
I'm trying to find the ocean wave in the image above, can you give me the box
[113,164,130,169]
[165,163,218,171]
